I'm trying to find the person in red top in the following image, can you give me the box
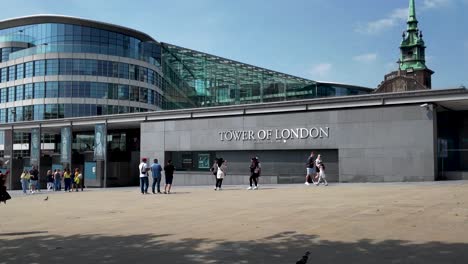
[0,170,11,204]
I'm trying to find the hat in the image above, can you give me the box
[142,157,147,161]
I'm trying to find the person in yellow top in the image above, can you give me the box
[63,168,72,192]
[20,169,30,194]
[72,168,83,192]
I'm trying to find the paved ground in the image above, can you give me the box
[1,181,468,264]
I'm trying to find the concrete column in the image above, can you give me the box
[3,129,13,190]
[60,126,72,171]
[94,123,107,188]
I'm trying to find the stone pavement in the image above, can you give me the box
[1,181,468,264]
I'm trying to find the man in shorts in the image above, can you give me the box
[305,152,315,185]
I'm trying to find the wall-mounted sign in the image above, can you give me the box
[218,127,329,142]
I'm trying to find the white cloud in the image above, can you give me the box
[356,8,408,34]
[353,53,378,63]
[309,63,332,78]
[423,0,451,9]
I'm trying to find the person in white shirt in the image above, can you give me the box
[315,162,328,186]
[215,159,227,191]
[138,158,150,194]
[313,154,322,184]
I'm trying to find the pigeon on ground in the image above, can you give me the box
[44,196,48,201]
[296,251,310,264]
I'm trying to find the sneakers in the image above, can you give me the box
[214,187,218,191]
[247,186,253,190]
[305,182,310,185]
[253,186,258,190]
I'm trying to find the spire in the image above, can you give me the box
[407,0,418,31]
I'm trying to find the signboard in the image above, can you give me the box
[198,154,210,169]
[60,127,71,163]
[94,124,106,161]
[218,127,330,142]
[30,128,40,165]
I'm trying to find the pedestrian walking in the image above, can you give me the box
[313,154,323,184]
[63,168,72,192]
[305,152,316,185]
[54,169,62,191]
[210,158,219,187]
[20,169,30,194]
[46,170,54,191]
[151,159,163,194]
[215,159,226,191]
[0,170,11,204]
[247,157,261,190]
[315,162,328,186]
[139,158,150,194]
[163,160,175,194]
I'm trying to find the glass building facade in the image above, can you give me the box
[0,15,373,124]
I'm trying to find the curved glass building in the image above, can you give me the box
[0,15,372,124]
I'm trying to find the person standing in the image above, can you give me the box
[139,158,150,194]
[63,168,72,192]
[0,170,11,204]
[54,169,62,191]
[30,166,40,193]
[247,157,261,190]
[151,159,163,194]
[215,159,226,191]
[73,168,83,192]
[29,167,39,194]
[163,160,175,194]
[305,152,316,185]
[46,170,54,191]
[20,169,30,194]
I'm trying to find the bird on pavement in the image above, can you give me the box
[44,196,48,201]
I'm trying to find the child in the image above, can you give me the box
[315,163,328,186]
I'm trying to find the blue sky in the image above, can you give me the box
[1,0,467,88]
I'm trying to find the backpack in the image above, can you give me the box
[140,164,147,174]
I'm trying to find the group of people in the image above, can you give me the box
[210,157,262,191]
[305,152,328,186]
[138,158,175,194]
[19,167,83,194]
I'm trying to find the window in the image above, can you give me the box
[34,104,44,120]
[34,82,45,98]
[0,89,6,103]
[118,85,129,100]
[24,84,33,99]
[34,60,45,76]
[118,63,129,79]
[129,86,139,101]
[16,64,24,80]
[8,66,15,81]
[0,109,6,123]
[7,87,15,102]
[15,85,24,101]
[23,105,33,121]
[45,82,59,98]
[25,62,34,78]
[139,87,148,103]
[46,59,59,75]
[0,68,7,83]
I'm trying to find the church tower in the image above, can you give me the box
[376,0,434,93]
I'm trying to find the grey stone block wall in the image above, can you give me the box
[141,104,436,184]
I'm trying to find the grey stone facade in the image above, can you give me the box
[141,104,437,185]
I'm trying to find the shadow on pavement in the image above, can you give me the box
[0,231,466,264]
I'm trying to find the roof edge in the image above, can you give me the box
[0,14,157,43]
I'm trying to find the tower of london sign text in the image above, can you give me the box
[218,127,329,141]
